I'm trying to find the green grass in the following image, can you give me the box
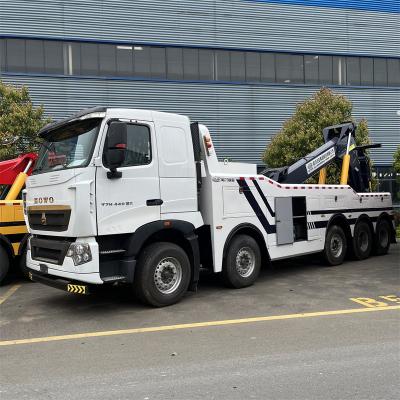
[397,225,400,239]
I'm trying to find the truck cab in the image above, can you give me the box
[25,108,205,305]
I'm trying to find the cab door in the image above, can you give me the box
[96,121,160,236]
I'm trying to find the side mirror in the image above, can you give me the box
[105,122,127,179]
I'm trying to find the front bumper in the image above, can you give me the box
[28,269,89,295]
[27,236,104,284]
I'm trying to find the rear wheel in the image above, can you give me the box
[374,219,391,255]
[222,234,261,288]
[352,220,372,260]
[0,246,10,284]
[324,225,347,266]
[133,242,191,307]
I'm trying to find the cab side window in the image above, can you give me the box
[123,124,151,167]
[104,123,151,167]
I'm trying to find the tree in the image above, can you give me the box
[0,81,51,161]
[262,88,372,184]
[393,145,400,174]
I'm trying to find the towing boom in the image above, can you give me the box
[263,122,378,192]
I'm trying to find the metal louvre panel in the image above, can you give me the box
[0,0,399,56]
[1,75,398,165]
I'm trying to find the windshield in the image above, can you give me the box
[33,118,102,174]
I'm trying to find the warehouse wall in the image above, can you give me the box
[0,0,399,56]
[1,75,398,165]
[0,0,399,165]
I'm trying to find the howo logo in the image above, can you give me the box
[34,197,55,204]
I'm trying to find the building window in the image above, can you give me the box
[319,55,333,84]
[199,49,214,80]
[0,37,398,88]
[167,47,183,80]
[116,45,134,77]
[0,39,5,71]
[261,53,275,83]
[80,43,98,76]
[6,38,25,73]
[26,40,44,73]
[374,58,387,86]
[387,58,400,87]
[216,50,230,81]
[305,55,319,84]
[134,46,151,78]
[183,48,199,80]
[245,52,261,83]
[150,47,166,79]
[230,51,245,82]
[346,57,360,86]
[99,44,116,76]
[291,54,304,84]
[360,57,374,86]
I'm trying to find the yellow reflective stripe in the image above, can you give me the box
[0,225,27,235]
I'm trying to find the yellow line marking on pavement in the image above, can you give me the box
[0,284,22,306]
[1,305,399,347]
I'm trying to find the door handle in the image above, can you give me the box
[146,199,163,206]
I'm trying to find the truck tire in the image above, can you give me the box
[0,246,10,284]
[324,225,347,266]
[133,242,191,307]
[352,220,372,260]
[222,234,261,288]
[374,219,391,256]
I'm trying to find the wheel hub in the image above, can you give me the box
[235,247,255,278]
[330,233,343,258]
[154,257,182,294]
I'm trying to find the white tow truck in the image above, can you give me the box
[25,107,395,306]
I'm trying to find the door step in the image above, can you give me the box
[102,275,126,283]
[100,249,126,255]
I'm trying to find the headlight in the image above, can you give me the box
[66,243,92,266]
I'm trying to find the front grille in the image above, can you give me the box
[28,206,71,232]
[31,236,72,265]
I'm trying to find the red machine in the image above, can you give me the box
[0,153,37,185]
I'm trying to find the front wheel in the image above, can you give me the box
[324,225,347,266]
[222,234,261,288]
[133,242,191,307]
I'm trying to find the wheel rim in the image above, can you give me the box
[330,233,343,258]
[358,231,369,253]
[235,247,256,278]
[153,257,182,295]
[379,227,389,247]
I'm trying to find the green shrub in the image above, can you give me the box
[0,81,51,161]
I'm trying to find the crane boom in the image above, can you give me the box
[262,122,378,192]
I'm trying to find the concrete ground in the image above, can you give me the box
[1,245,399,400]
